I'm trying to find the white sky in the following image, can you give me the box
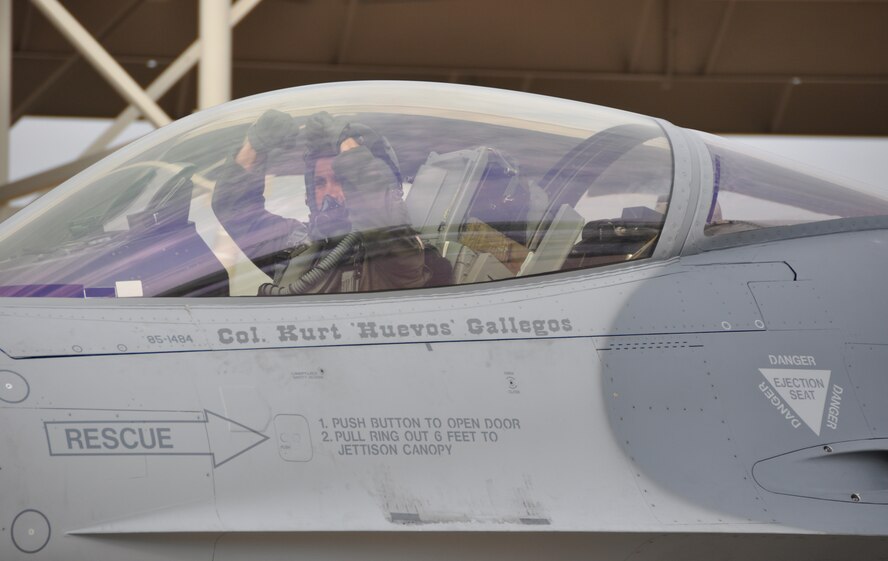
[8,116,888,192]
[724,134,888,195]
[9,116,154,182]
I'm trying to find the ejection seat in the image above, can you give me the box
[405,146,563,285]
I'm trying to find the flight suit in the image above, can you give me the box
[211,148,430,294]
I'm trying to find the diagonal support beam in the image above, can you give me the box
[83,0,264,156]
[29,0,171,128]
[13,0,145,123]
[0,147,116,205]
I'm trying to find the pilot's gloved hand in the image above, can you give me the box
[247,109,297,155]
[303,111,341,156]
[332,146,402,232]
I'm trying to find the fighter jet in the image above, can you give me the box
[1,82,886,560]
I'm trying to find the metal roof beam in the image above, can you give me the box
[663,0,675,85]
[82,0,264,156]
[336,0,359,65]
[628,0,655,73]
[705,0,735,75]
[17,2,35,51]
[14,48,888,87]
[28,0,171,127]
[223,59,888,86]
[13,0,145,123]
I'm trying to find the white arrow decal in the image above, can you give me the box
[44,409,269,468]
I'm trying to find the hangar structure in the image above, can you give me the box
[1,0,887,217]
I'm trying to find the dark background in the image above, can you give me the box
[10,0,888,135]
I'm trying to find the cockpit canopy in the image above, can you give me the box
[0,82,884,298]
[0,83,674,297]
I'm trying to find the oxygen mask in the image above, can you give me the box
[313,194,351,239]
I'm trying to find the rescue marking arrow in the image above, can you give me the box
[44,409,269,468]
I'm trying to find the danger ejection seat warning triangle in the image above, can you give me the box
[759,368,832,435]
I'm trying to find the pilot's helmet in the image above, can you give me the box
[303,113,403,208]
[302,112,403,237]
[337,122,402,187]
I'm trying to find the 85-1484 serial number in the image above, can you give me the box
[146,334,194,344]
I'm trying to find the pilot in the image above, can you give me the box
[211,109,431,295]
